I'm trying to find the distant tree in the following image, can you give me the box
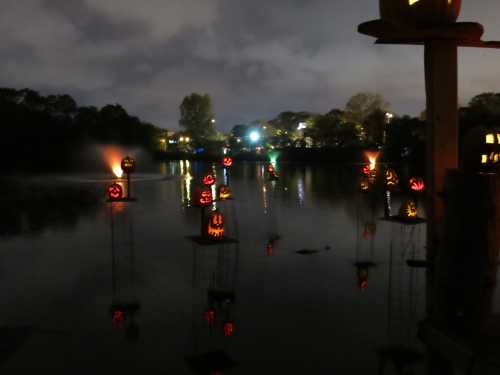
[308,110,359,147]
[345,92,390,124]
[363,109,387,147]
[385,115,425,164]
[179,93,215,143]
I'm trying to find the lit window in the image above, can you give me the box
[486,134,495,144]
[497,134,500,143]
[409,0,420,5]
[482,154,488,164]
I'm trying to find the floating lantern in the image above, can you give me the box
[203,173,216,186]
[223,321,234,337]
[463,127,500,173]
[385,168,399,188]
[380,0,461,28]
[207,211,225,240]
[121,156,136,174]
[409,177,425,192]
[218,185,232,200]
[223,156,233,168]
[108,183,123,201]
[399,199,418,219]
[194,187,213,207]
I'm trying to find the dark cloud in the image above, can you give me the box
[1,0,500,130]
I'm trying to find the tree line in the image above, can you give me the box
[0,88,162,172]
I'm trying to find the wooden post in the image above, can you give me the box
[424,40,459,260]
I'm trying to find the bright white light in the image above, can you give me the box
[249,131,260,143]
[185,137,190,143]
[297,122,307,130]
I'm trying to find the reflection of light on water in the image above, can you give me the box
[180,160,193,206]
[262,185,268,214]
[211,184,217,211]
[223,168,228,185]
[297,178,305,206]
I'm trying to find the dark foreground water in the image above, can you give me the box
[0,161,432,373]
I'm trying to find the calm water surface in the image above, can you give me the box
[0,162,432,373]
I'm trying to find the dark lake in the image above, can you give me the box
[0,161,436,373]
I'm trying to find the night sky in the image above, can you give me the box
[1,0,500,130]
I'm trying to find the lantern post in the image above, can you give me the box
[121,156,136,200]
[359,2,500,260]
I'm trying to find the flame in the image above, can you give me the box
[98,145,125,178]
[365,151,379,171]
[112,164,124,178]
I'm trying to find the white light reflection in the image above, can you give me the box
[297,178,305,206]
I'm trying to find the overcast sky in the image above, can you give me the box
[1,0,500,130]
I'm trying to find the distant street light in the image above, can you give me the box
[249,131,261,143]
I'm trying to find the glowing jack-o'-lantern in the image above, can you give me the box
[380,0,461,28]
[108,183,123,200]
[409,177,425,192]
[385,168,399,188]
[207,211,225,240]
[194,187,213,207]
[223,156,233,168]
[399,199,418,219]
[218,185,232,200]
[121,156,136,174]
[203,173,216,186]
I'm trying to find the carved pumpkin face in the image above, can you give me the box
[207,211,224,240]
[385,169,399,188]
[203,174,215,186]
[267,163,275,173]
[195,187,213,206]
[223,156,233,168]
[409,177,425,192]
[380,0,461,28]
[108,183,123,200]
[218,185,232,200]
[400,199,418,219]
[121,156,135,174]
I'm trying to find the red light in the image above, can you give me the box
[112,309,124,328]
[266,243,273,256]
[108,183,123,200]
[203,174,216,186]
[198,189,213,206]
[223,321,234,337]
[362,165,371,176]
[358,269,368,291]
[204,308,215,326]
[223,156,233,168]
[409,177,425,192]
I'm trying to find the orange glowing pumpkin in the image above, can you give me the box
[218,185,232,200]
[207,211,224,240]
[380,0,461,28]
[108,183,123,200]
[223,156,233,168]
[203,173,216,186]
[385,168,399,188]
[409,177,425,192]
[194,187,213,207]
[121,156,136,174]
[399,199,418,219]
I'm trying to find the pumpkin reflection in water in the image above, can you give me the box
[207,211,225,240]
[108,183,123,200]
[218,185,232,200]
[399,199,418,219]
